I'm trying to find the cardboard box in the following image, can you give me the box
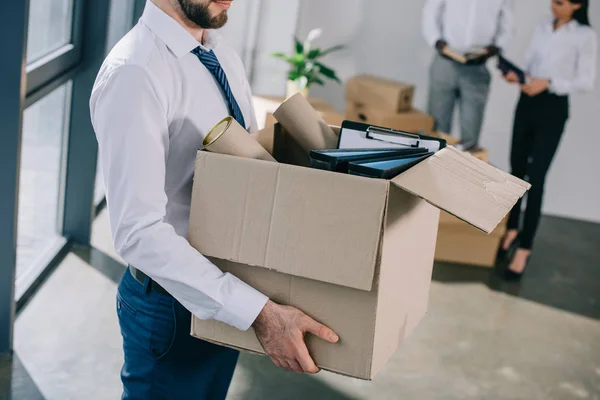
[430,132,489,162]
[435,213,507,267]
[188,125,529,380]
[253,95,344,129]
[345,102,435,134]
[346,75,414,113]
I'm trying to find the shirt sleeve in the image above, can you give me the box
[494,0,515,49]
[90,64,268,331]
[550,29,598,95]
[422,0,445,48]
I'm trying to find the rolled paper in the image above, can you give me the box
[272,93,339,155]
[203,117,276,162]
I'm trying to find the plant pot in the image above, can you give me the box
[286,80,309,99]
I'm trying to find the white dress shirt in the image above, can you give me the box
[422,0,515,52]
[90,1,268,331]
[525,16,597,95]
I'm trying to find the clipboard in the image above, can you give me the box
[337,120,446,152]
[498,55,527,84]
[309,147,429,173]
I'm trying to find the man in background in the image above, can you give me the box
[422,0,515,149]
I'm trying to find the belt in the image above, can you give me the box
[129,266,171,296]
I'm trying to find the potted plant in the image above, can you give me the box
[271,29,344,99]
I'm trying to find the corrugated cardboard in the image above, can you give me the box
[430,132,490,162]
[345,102,435,134]
[188,127,529,380]
[435,214,507,267]
[346,75,414,112]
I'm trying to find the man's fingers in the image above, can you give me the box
[296,345,319,374]
[302,317,339,343]
[286,359,304,374]
[270,357,284,369]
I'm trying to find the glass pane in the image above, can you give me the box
[17,83,70,279]
[27,0,74,63]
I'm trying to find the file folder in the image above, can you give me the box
[498,55,526,84]
[348,152,434,180]
[338,121,446,152]
[309,148,429,173]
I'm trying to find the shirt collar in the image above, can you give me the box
[140,0,221,58]
[546,14,579,33]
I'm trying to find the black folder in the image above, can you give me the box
[498,55,526,84]
[309,148,429,173]
[348,152,434,180]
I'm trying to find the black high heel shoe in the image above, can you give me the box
[497,232,519,262]
[504,250,531,281]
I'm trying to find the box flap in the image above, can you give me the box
[390,147,530,234]
[189,151,390,291]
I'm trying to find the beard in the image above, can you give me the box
[176,0,229,29]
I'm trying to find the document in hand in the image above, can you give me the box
[442,47,488,64]
[309,148,429,173]
[497,55,527,84]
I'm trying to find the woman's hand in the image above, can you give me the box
[521,78,550,97]
[502,71,520,84]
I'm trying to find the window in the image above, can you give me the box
[16,83,71,282]
[26,0,74,63]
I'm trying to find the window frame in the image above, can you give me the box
[25,0,85,102]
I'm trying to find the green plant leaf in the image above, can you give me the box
[312,77,325,86]
[307,49,321,60]
[288,70,300,81]
[319,45,345,58]
[315,62,342,84]
[294,37,304,55]
[270,52,288,58]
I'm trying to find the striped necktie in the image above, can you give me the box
[191,47,246,129]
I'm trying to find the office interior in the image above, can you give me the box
[1,0,599,399]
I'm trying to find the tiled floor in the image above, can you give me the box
[2,210,600,400]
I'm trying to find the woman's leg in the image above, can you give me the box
[504,95,535,249]
[519,97,569,250]
[509,95,568,274]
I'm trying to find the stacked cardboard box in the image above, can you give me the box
[345,75,434,133]
[254,95,344,129]
[344,74,502,268]
[430,132,504,267]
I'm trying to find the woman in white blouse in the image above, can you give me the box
[501,0,597,279]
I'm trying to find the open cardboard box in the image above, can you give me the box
[188,124,529,380]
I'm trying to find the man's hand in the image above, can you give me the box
[503,71,521,84]
[521,78,550,97]
[253,300,339,374]
[435,39,448,52]
[484,45,500,57]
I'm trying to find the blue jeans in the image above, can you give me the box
[116,269,239,399]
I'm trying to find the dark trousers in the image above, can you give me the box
[507,91,569,249]
[117,269,239,400]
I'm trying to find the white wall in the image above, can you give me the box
[295,0,363,107]
[296,0,600,223]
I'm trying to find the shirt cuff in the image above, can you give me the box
[214,276,269,331]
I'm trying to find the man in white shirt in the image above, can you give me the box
[90,0,338,398]
[422,0,515,148]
